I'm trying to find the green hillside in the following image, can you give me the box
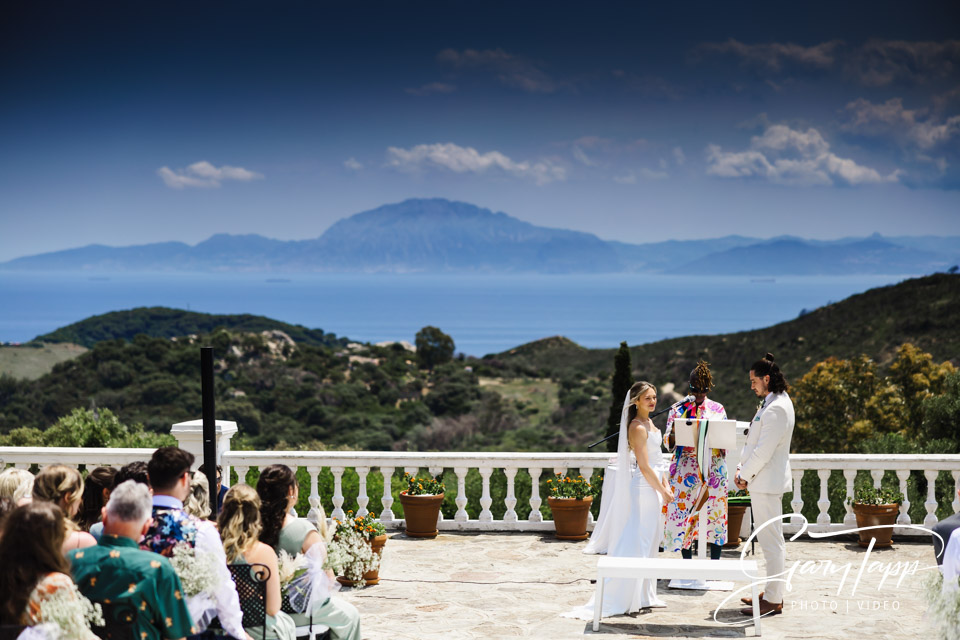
[36,307,348,349]
[476,273,960,421]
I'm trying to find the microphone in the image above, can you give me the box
[651,395,694,418]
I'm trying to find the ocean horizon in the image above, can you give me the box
[0,271,910,356]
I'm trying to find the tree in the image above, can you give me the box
[605,342,634,453]
[415,326,455,370]
[921,372,960,449]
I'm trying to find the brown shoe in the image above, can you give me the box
[740,591,763,606]
[740,599,783,617]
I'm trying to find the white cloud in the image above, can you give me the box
[847,40,960,86]
[437,48,558,93]
[843,97,960,150]
[572,145,597,167]
[385,142,566,185]
[344,158,364,171]
[698,38,842,72]
[405,82,457,96]
[613,168,668,184]
[706,124,899,187]
[672,146,686,165]
[157,161,262,189]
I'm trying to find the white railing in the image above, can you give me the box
[3,446,958,537]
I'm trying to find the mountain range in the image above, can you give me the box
[3,198,957,275]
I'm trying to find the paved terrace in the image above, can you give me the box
[340,532,940,640]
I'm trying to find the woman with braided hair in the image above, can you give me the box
[661,361,729,575]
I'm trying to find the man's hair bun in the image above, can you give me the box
[764,352,775,362]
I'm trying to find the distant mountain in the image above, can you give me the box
[2,198,957,275]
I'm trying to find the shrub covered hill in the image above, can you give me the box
[0,274,957,453]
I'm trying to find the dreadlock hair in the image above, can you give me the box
[689,360,713,392]
[750,352,789,394]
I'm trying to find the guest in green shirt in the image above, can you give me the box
[70,480,195,640]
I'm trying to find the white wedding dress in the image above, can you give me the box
[563,398,669,620]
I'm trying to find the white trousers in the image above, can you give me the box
[750,491,786,604]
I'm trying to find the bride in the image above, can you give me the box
[563,381,674,619]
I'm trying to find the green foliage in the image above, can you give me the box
[403,472,445,496]
[0,407,174,448]
[852,485,904,506]
[606,341,634,453]
[546,472,597,499]
[921,372,960,447]
[415,326,455,370]
[335,510,387,540]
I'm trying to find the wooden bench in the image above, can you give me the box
[593,557,763,634]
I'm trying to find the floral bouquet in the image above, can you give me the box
[922,570,960,640]
[336,510,387,541]
[403,472,445,496]
[37,583,104,640]
[169,542,222,597]
[547,473,596,500]
[323,527,380,586]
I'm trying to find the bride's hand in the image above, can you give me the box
[661,487,675,503]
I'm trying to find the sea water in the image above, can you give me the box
[0,271,907,356]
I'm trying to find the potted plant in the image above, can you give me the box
[850,485,903,548]
[398,472,445,538]
[334,511,388,585]
[725,489,751,548]
[324,525,380,588]
[547,472,597,540]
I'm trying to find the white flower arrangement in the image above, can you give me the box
[922,570,960,640]
[322,527,379,586]
[37,583,103,640]
[169,542,222,597]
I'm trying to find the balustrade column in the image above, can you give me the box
[842,469,857,526]
[895,469,912,525]
[924,469,940,527]
[503,466,518,523]
[306,466,322,525]
[356,466,370,517]
[871,469,884,489]
[429,466,444,522]
[817,469,831,524]
[380,467,396,523]
[790,470,804,524]
[528,467,543,523]
[952,471,960,515]
[581,466,596,525]
[331,466,346,521]
[478,467,494,523]
[454,467,469,522]
[235,466,250,486]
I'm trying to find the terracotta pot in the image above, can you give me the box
[548,496,594,540]
[725,503,749,548]
[337,533,388,587]
[852,502,899,548]
[398,492,444,538]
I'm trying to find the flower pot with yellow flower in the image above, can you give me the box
[398,473,446,538]
[332,511,388,586]
[547,473,597,540]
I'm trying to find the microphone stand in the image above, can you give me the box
[586,397,692,449]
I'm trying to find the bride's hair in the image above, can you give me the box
[627,381,656,422]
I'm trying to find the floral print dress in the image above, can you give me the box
[661,398,728,551]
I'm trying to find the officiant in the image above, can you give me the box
[661,361,729,563]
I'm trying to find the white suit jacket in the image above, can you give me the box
[739,392,795,494]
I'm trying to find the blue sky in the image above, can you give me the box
[1,0,958,262]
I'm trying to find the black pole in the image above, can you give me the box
[201,347,219,517]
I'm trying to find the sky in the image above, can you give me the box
[1,0,958,262]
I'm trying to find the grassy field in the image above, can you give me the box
[479,377,560,427]
[0,343,88,380]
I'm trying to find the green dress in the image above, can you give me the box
[274,518,361,640]
[69,534,195,640]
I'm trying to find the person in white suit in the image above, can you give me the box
[735,352,795,617]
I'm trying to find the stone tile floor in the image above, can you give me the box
[336,531,942,640]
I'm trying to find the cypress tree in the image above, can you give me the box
[606,341,634,452]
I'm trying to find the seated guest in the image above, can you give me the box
[219,485,295,640]
[69,480,194,640]
[183,472,211,520]
[0,468,35,505]
[90,461,152,541]
[32,465,97,554]
[257,465,361,640]
[0,502,96,639]
[933,487,960,566]
[141,447,249,640]
[78,466,117,531]
[198,463,229,511]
